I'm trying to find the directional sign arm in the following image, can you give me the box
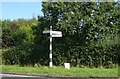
[43,30,50,34]
[52,31,62,35]
[52,34,62,37]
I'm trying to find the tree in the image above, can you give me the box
[32,16,50,66]
[2,18,38,66]
[0,20,2,48]
[41,2,119,67]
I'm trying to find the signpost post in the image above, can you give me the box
[43,26,62,67]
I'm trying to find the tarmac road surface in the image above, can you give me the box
[1,74,119,79]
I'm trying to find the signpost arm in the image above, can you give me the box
[43,26,62,67]
[49,26,52,67]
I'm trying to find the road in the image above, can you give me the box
[1,74,80,79]
[0,74,119,79]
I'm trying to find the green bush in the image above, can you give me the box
[2,47,18,65]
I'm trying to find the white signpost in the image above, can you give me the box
[43,26,62,67]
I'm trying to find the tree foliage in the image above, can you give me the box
[2,18,38,66]
[40,2,120,67]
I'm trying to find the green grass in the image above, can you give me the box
[0,65,118,77]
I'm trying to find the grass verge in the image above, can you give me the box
[0,65,118,77]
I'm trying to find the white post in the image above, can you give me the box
[49,26,52,67]
[43,26,62,67]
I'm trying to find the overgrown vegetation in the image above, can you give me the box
[1,2,120,68]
